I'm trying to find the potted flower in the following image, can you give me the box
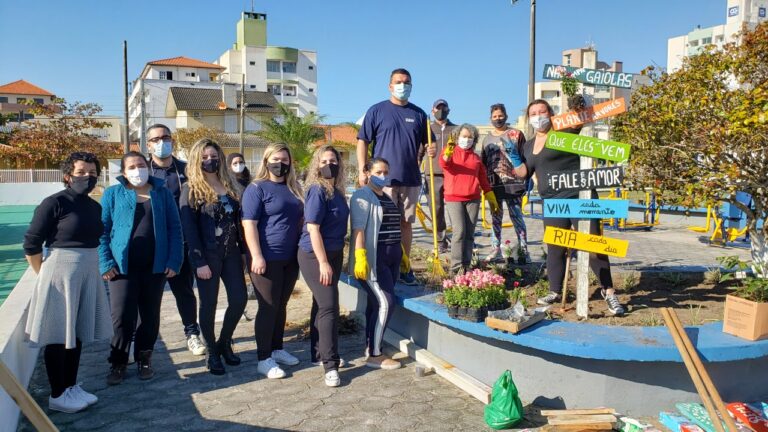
[718,256,768,341]
[442,269,509,322]
[502,240,515,267]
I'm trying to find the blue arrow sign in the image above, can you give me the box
[543,199,629,219]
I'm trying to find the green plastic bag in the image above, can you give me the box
[484,370,524,430]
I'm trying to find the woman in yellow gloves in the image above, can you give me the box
[440,124,499,274]
[349,157,406,370]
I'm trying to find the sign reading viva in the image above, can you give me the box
[543,226,629,258]
[543,64,634,89]
[552,98,627,130]
[545,131,631,163]
[544,199,629,219]
[547,166,624,192]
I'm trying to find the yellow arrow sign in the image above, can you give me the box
[543,226,629,258]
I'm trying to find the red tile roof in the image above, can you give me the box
[147,56,225,70]
[315,125,359,148]
[0,80,55,96]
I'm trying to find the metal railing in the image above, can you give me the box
[0,169,110,186]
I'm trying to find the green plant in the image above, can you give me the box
[703,267,722,285]
[716,256,768,302]
[560,74,580,97]
[688,304,705,326]
[660,272,686,287]
[639,312,663,327]
[588,271,599,286]
[257,104,326,169]
[533,279,550,298]
[621,271,641,291]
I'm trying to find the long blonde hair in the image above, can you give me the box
[304,145,345,199]
[186,138,240,208]
[254,143,303,202]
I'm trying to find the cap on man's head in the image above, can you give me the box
[433,99,449,109]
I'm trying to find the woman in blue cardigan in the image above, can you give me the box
[99,151,183,385]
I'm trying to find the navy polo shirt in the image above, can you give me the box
[241,180,304,261]
[299,185,350,253]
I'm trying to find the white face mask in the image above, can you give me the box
[232,163,245,174]
[126,167,149,187]
[529,115,551,132]
[458,136,473,149]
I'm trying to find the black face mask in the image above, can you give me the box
[319,163,340,180]
[69,175,97,195]
[492,118,507,128]
[267,162,291,178]
[202,159,220,173]
[434,108,449,121]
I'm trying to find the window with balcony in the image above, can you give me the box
[159,71,173,80]
[267,61,280,73]
[283,85,297,97]
[268,84,281,96]
[282,62,297,73]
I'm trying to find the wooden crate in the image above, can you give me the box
[485,313,545,334]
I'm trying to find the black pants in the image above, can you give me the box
[359,243,401,357]
[44,339,82,398]
[108,269,166,364]
[543,217,613,293]
[424,175,446,238]
[251,259,300,360]
[197,251,248,349]
[298,248,343,372]
[168,251,200,337]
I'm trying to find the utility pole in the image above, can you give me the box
[528,0,536,108]
[239,73,245,155]
[123,40,130,154]
[139,78,147,154]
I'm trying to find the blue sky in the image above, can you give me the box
[0,0,724,125]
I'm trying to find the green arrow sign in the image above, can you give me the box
[545,131,631,163]
[543,64,634,89]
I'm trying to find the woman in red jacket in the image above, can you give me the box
[440,123,499,274]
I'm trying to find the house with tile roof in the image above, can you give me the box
[0,80,57,121]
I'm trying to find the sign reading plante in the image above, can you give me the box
[544,199,629,219]
[545,131,631,163]
[547,166,624,192]
[552,98,627,130]
[543,64,634,89]
[543,226,629,258]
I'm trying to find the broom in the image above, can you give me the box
[426,118,446,278]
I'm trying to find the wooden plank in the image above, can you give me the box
[543,226,629,258]
[0,360,59,432]
[541,408,616,416]
[546,166,624,193]
[545,131,631,163]
[727,402,768,432]
[485,313,545,334]
[383,330,492,404]
[543,64,634,89]
[548,414,617,425]
[543,199,629,219]
[552,98,627,130]
[542,423,615,431]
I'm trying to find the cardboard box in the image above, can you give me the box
[723,295,768,341]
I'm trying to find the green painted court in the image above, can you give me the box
[0,206,36,307]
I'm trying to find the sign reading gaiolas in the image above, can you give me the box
[543,226,629,258]
[543,64,634,89]
[551,98,627,130]
[544,199,629,219]
[545,131,631,163]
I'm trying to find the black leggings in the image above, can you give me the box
[250,259,300,360]
[298,248,343,372]
[359,243,401,357]
[168,253,200,337]
[197,251,248,348]
[44,339,82,398]
[108,269,166,364]
[543,217,613,293]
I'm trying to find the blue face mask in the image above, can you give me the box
[391,83,412,101]
[369,174,389,188]
[153,140,173,158]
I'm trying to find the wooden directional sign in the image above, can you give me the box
[543,199,629,219]
[546,166,624,192]
[552,98,627,130]
[543,64,634,89]
[543,226,628,257]
[545,131,631,163]
[727,403,768,432]
[676,403,725,432]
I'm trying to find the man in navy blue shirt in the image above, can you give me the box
[357,68,435,285]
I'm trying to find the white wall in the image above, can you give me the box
[0,183,63,205]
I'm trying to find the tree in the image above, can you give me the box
[0,98,119,167]
[257,104,325,169]
[173,126,227,154]
[613,22,768,276]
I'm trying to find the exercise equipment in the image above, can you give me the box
[606,189,660,231]
[687,206,714,233]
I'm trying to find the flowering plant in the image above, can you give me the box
[502,240,514,259]
[442,269,507,308]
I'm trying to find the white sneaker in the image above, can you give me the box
[49,387,88,413]
[324,370,341,387]
[271,349,299,366]
[187,335,206,356]
[312,358,346,368]
[257,357,286,379]
[71,384,97,406]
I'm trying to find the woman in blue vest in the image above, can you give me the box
[99,151,183,385]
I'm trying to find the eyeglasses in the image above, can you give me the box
[148,135,172,143]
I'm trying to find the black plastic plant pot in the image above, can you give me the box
[464,307,486,323]
[447,305,459,318]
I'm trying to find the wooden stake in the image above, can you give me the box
[660,308,726,432]
[0,360,58,432]
[561,248,571,306]
[666,308,739,432]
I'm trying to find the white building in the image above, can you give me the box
[667,0,767,72]
[215,12,318,117]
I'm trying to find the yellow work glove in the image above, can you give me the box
[400,244,411,273]
[354,249,369,279]
[443,136,456,159]
[485,191,500,214]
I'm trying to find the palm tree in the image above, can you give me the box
[256,104,325,169]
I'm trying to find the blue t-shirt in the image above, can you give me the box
[358,100,432,187]
[299,185,350,253]
[241,180,304,261]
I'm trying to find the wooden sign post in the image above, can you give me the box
[0,360,58,432]
[545,131,631,163]
[543,226,629,258]
[577,156,592,318]
[551,98,627,130]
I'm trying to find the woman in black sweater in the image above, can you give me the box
[23,152,112,413]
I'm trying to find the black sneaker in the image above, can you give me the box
[399,271,418,286]
[601,289,625,316]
